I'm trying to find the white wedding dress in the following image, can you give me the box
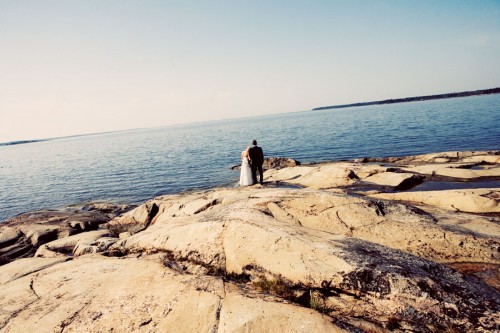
[239,156,253,186]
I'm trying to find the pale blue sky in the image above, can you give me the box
[1,0,499,142]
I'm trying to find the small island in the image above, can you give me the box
[312,87,500,111]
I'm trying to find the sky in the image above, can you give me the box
[1,0,499,143]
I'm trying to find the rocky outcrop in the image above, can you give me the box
[0,256,348,333]
[263,157,301,169]
[1,151,499,332]
[0,204,130,265]
[352,150,499,166]
[1,186,498,331]
[370,188,500,213]
[265,164,360,189]
[34,230,112,258]
[105,202,159,235]
[363,172,425,190]
[268,151,500,191]
[231,156,300,170]
[68,202,132,216]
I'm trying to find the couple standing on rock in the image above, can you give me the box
[240,140,264,187]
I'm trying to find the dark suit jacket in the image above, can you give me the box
[249,146,264,166]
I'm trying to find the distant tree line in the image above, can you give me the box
[312,87,500,111]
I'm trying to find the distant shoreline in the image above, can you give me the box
[0,139,49,147]
[0,130,123,147]
[312,87,500,111]
[2,87,498,146]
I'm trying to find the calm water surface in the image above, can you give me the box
[1,95,499,221]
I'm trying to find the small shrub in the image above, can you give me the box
[386,317,400,330]
[254,275,294,300]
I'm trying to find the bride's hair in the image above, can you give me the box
[242,146,250,158]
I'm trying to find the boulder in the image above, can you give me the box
[0,224,63,263]
[35,230,111,258]
[363,172,425,190]
[73,237,119,256]
[0,228,22,248]
[265,164,359,189]
[105,202,159,235]
[20,224,64,247]
[263,157,301,169]
[0,228,32,265]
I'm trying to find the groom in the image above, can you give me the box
[249,139,264,185]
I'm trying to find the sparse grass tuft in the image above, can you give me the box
[309,290,330,313]
[254,275,295,300]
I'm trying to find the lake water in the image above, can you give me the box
[1,95,499,221]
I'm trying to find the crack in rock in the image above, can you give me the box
[138,317,153,327]
[194,199,221,215]
[336,211,352,233]
[211,292,224,333]
[29,278,40,299]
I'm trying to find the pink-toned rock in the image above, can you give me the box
[0,256,349,333]
[265,164,359,189]
[2,150,499,332]
[107,188,499,331]
[0,209,111,262]
[363,172,424,189]
[34,230,111,258]
[370,188,500,213]
[263,157,301,169]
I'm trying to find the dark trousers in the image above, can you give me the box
[251,165,264,184]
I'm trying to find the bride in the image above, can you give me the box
[239,147,253,186]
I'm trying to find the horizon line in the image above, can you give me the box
[2,86,499,146]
